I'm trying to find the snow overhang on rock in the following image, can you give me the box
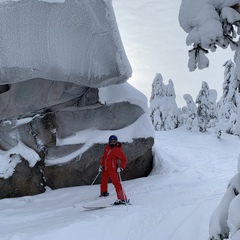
[0,0,132,87]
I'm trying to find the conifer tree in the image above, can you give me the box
[208,89,218,128]
[196,81,211,132]
[179,106,188,127]
[216,60,238,136]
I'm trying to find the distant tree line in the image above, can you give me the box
[149,60,240,138]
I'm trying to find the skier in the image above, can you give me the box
[98,135,128,205]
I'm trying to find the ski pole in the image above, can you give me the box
[90,171,101,186]
[118,172,128,206]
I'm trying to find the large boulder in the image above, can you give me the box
[0,0,131,86]
[0,0,155,199]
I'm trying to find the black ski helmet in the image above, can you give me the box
[109,135,118,143]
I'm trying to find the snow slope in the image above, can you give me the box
[0,128,239,240]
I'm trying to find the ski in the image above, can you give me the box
[83,205,111,210]
[83,201,132,210]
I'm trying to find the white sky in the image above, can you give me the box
[113,0,234,107]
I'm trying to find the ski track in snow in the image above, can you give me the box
[0,129,239,240]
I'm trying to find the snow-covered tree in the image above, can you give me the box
[236,94,240,136]
[183,94,199,132]
[150,74,179,131]
[179,106,189,127]
[179,1,240,72]
[209,154,240,240]
[179,2,240,238]
[216,60,238,136]
[149,73,166,102]
[179,1,240,136]
[196,81,211,132]
[208,89,218,128]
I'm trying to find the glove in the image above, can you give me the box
[117,167,123,173]
[98,165,103,172]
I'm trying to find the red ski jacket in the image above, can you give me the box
[100,142,127,172]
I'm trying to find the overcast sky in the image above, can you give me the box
[113,0,233,107]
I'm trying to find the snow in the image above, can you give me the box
[179,0,239,72]
[228,194,240,236]
[0,141,40,179]
[99,82,148,113]
[0,128,239,240]
[221,7,240,24]
[179,0,210,33]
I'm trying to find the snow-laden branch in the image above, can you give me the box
[179,0,240,71]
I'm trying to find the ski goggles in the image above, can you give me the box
[109,139,117,144]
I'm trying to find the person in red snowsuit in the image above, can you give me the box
[99,135,128,204]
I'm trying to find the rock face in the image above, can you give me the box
[0,158,45,198]
[0,0,131,86]
[0,86,154,199]
[0,0,154,199]
[44,138,154,189]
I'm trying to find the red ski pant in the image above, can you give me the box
[100,170,127,200]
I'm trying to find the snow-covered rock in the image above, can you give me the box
[0,0,131,86]
[0,0,154,198]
